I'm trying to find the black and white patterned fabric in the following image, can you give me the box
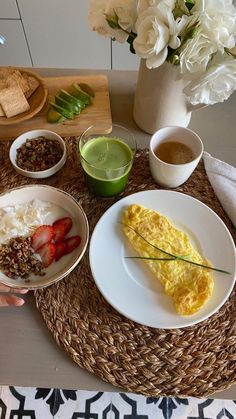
[0,386,236,419]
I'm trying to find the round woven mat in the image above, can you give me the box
[1,138,236,398]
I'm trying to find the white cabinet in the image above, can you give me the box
[0,1,139,70]
[18,0,111,69]
[0,20,32,66]
[0,0,19,19]
[0,0,31,67]
[112,41,139,70]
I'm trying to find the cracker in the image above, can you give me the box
[23,74,39,98]
[0,105,5,117]
[0,67,14,79]
[0,84,30,118]
[0,68,29,93]
[9,70,29,93]
[0,79,9,89]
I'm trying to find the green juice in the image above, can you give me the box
[80,136,133,197]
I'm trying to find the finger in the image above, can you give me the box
[11,288,28,294]
[0,284,28,294]
[0,284,12,292]
[0,294,25,307]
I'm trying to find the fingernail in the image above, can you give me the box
[15,298,25,306]
[18,289,29,294]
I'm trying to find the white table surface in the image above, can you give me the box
[0,68,235,399]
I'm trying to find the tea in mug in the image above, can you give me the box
[154,141,194,164]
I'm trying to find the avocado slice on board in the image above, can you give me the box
[78,83,95,98]
[55,95,81,115]
[47,107,66,124]
[59,89,85,109]
[50,102,75,120]
[69,83,91,105]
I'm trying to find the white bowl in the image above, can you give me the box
[0,185,89,289]
[9,129,67,178]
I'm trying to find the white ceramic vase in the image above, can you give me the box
[133,59,204,134]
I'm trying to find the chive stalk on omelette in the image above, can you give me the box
[122,223,231,275]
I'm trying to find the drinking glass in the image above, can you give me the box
[79,124,136,197]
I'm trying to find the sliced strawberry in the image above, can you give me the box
[31,225,54,251]
[53,224,66,243]
[37,242,56,268]
[53,217,72,235]
[64,235,81,255]
[55,241,66,262]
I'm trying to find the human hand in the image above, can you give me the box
[0,283,28,307]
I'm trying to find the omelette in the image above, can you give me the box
[122,204,214,316]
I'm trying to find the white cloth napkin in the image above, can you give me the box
[203,152,236,227]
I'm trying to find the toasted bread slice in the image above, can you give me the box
[0,84,30,118]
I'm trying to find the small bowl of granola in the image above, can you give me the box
[9,129,67,178]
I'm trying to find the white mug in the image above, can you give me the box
[149,126,204,188]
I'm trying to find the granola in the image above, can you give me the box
[0,236,45,279]
[16,136,63,172]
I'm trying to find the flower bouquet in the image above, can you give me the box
[89,0,236,106]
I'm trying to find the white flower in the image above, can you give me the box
[133,3,182,68]
[137,0,175,14]
[89,0,236,106]
[88,0,107,31]
[192,0,236,53]
[179,28,217,75]
[106,0,138,33]
[88,0,137,43]
[88,0,121,40]
[193,0,235,13]
[184,57,236,105]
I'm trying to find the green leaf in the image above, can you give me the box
[126,32,137,54]
[185,0,195,11]
[173,0,190,18]
[105,12,119,29]
[169,54,180,65]
[129,43,136,54]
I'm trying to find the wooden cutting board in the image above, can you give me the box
[0,74,112,139]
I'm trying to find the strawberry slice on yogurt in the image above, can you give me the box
[38,242,56,268]
[31,217,81,268]
[31,225,54,251]
[53,217,72,242]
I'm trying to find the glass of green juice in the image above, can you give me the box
[79,124,136,197]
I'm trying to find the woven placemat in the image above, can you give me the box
[1,138,236,398]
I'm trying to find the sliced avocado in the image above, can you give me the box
[50,102,75,120]
[47,107,66,124]
[69,83,91,105]
[59,89,85,109]
[55,95,81,115]
[78,83,95,98]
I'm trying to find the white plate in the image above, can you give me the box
[0,185,89,289]
[90,190,236,329]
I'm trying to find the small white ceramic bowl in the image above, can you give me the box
[9,129,67,179]
[0,185,89,289]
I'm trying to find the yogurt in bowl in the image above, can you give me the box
[0,199,52,244]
